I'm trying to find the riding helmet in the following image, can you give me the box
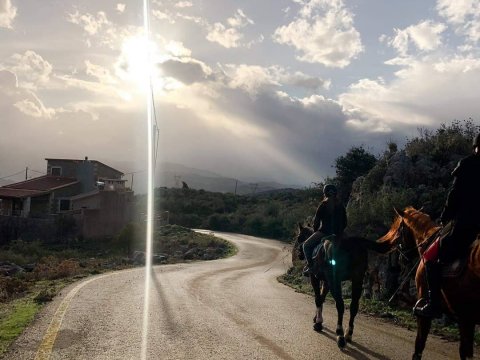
[323,184,337,197]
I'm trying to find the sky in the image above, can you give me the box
[0,0,479,190]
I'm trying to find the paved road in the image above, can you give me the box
[5,232,472,359]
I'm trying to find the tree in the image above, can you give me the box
[334,146,377,203]
[116,223,140,256]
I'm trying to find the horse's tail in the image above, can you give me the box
[349,236,394,254]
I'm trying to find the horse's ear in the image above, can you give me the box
[418,206,424,212]
[394,207,404,217]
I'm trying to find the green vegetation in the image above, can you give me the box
[279,120,480,344]
[0,299,40,354]
[143,187,322,241]
[0,224,234,355]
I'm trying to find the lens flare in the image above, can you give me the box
[141,0,154,359]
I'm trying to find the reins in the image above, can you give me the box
[388,219,442,303]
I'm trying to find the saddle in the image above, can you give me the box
[423,224,471,278]
[312,235,337,275]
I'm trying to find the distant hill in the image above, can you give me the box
[157,162,301,195]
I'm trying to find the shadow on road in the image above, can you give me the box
[318,327,392,360]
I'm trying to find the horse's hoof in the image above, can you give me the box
[412,353,422,360]
[313,315,316,323]
[313,322,323,332]
[337,336,346,349]
[345,328,353,343]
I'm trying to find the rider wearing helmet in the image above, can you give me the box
[414,133,480,318]
[302,184,348,276]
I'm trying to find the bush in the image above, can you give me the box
[0,276,29,302]
[32,257,80,280]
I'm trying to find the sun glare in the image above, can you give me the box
[117,35,164,90]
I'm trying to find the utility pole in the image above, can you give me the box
[25,167,28,180]
[234,179,238,196]
[131,173,134,191]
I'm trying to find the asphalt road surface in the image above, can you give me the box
[5,232,474,359]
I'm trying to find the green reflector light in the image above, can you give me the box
[330,259,336,266]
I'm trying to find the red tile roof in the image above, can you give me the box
[0,176,79,199]
[0,188,47,199]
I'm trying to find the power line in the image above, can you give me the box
[29,169,46,175]
[0,170,25,181]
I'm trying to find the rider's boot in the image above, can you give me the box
[413,261,442,318]
[303,262,312,277]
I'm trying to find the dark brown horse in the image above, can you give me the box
[294,223,386,348]
[378,207,480,360]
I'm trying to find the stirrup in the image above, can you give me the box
[413,299,441,319]
[303,266,311,277]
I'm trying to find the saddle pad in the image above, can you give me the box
[312,243,322,260]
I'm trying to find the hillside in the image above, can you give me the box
[157,162,302,195]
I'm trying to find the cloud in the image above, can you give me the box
[67,9,138,48]
[383,20,447,56]
[0,0,16,28]
[159,58,212,84]
[14,98,54,118]
[206,9,254,48]
[116,3,126,13]
[175,1,192,8]
[68,10,109,35]
[2,51,53,90]
[273,0,363,67]
[437,0,480,43]
[339,54,480,133]
[218,64,330,96]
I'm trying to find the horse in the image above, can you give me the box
[377,206,480,360]
[294,223,387,348]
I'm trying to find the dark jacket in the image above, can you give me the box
[440,154,480,227]
[313,198,347,236]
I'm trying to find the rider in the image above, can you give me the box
[302,184,347,276]
[414,133,480,318]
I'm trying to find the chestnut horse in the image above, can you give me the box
[378,207,480,360]
[294,223,387,348]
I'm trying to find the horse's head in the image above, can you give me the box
[379,206,439,260]
[295,222,314,244]
[293,222,314,261]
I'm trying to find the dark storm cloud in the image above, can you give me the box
[158,58,211,84]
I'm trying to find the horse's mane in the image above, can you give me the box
[378,213,403,247]
[401,207,440,242]
[378,206,440,251]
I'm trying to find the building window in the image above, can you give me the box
[59,199,71,212]
[51,167,62,176]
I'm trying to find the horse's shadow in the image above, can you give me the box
[318,327,391,360]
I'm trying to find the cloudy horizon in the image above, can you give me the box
[1,0,479,191]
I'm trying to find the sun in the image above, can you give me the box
[116,35,164,90]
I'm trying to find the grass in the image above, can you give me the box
[0,298,40,354]
[0,224,237,356]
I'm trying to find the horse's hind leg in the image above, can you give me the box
[345,279,362,343]
[412,316,431,359]
[458,319,475,360]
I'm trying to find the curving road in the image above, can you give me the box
[5,232,471,359]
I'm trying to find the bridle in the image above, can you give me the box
[394,216,441,261]
[394,218,415,262]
